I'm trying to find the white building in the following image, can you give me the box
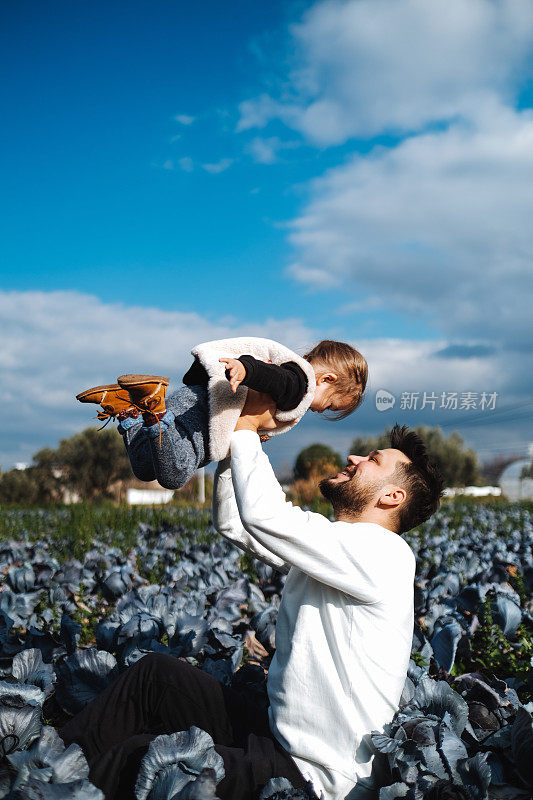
[443,486,502,498]
[126,486,174,505]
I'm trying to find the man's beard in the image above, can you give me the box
[319,473,380,517]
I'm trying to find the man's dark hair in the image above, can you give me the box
[389,424,444,533]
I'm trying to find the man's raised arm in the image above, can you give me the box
[230,425,387,604]
[213,456,289,574]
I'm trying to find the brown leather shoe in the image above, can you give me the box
[117,374,169,414]
[76,384,137,421]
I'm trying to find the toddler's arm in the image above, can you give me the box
[219,356,307,411]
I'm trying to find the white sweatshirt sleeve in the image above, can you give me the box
[230,430,390,603]
[212,456,289,573]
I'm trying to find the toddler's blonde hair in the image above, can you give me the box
[304,340,368,420]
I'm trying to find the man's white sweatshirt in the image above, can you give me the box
[213,431,416,800]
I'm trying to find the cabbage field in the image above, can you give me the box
[0,500,531,800]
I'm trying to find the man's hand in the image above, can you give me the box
[235,389,279,434]
[220,358,246,393]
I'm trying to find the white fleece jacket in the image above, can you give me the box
[213,431,416,800]
[191,337,316,460]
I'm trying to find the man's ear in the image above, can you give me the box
[378,485,406,510]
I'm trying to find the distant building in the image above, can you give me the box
[53,477,173,505]
[63,489,80,504]
[119,469,205,505]
[110,477,175,505]
[126,485,174,505]
[443,486,502,498]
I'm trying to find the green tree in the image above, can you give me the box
[0,467,39,504]
[0,447,62,505]
[0,427,133,505]
[31,447,63,503]
[294,443,343,480]
[349,426,482,488]
[56,427,133,499]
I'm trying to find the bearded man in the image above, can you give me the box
[60,391,443,800]
[212,392,443,799]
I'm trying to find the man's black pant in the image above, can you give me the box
[59,653,308,800]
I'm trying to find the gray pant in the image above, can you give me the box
[118,384,210,490]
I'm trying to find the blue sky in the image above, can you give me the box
[1,0,532,472]
[0,0,433,337]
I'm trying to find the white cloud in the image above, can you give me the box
[1,290,529,471]
[236,0,533,357]
[0,290,314,469]
[235,0,533,353]
[238,0,533,143]
[357,338,498,396]
[289,262,341,288]
[201,158,234,174]
[178,157,194,172]
[246,136,300,164]
[237,95,287,132]
[162,159,174,170]
[337,297,385,315]
[247,136,280,164]
[174,114,196,125]
[288,106,533,348]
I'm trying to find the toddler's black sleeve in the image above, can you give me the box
[234,356,308,411]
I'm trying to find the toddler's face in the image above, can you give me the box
[310,380,353,414]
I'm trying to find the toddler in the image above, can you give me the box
[76,337,368,489]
